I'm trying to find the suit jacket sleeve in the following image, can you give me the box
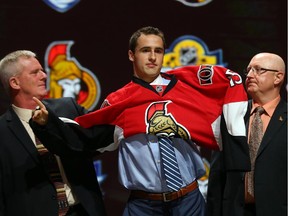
[30,101,116,156]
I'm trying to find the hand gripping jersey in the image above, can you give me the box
[75,65,248,150]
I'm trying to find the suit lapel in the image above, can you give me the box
[257,100,287,156]
[6,107,40,163]
[244,101,252,136]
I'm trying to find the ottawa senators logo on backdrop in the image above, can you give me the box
[44,41,100,110]
[145,101,190,139]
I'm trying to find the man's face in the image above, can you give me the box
[128,34,164,83]
[245,55,278,97]
[15,57,47,99]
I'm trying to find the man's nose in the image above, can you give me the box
[149,51,156,61]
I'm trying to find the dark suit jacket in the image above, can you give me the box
[207,99,287,216]
[0,98,114,216]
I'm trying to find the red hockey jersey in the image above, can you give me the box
[75,65,248,150]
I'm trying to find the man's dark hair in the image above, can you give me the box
[129,26,166,53]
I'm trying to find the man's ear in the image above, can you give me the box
[128,50,134,62]
[274,72,284,85]
[9,77,20,90]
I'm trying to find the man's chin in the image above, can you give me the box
[38,91,48,99]
[246,87,257,95]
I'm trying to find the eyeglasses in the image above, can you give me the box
[244,66,279,76]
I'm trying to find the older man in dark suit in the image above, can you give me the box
[0,50,114,216]
[207,52,287,216]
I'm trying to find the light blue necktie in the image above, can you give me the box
[158,136,183,191]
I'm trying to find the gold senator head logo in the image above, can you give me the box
[45,41,100,110]
[145,101,190,139]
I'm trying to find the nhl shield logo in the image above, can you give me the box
[43,0,80,13]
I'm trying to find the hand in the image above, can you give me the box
[31,97,49,125]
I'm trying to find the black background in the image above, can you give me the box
[0,0,286,215]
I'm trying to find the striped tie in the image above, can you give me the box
[158,136,183,191]
[36,137,69,216]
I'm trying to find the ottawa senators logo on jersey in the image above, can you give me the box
[145,101,190,139]
[197,65,214,85]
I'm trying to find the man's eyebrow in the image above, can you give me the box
[138,46,164,50]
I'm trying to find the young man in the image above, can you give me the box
[207,53,287,216]
[31,26,249,216]
[0,50,114,216]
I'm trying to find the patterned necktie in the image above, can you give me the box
[36,137,69,216]
[158,136,183,191]
[247,106,265,197]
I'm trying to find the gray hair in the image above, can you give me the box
[0,50,36,95]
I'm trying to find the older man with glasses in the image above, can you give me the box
[207,52,287,216]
